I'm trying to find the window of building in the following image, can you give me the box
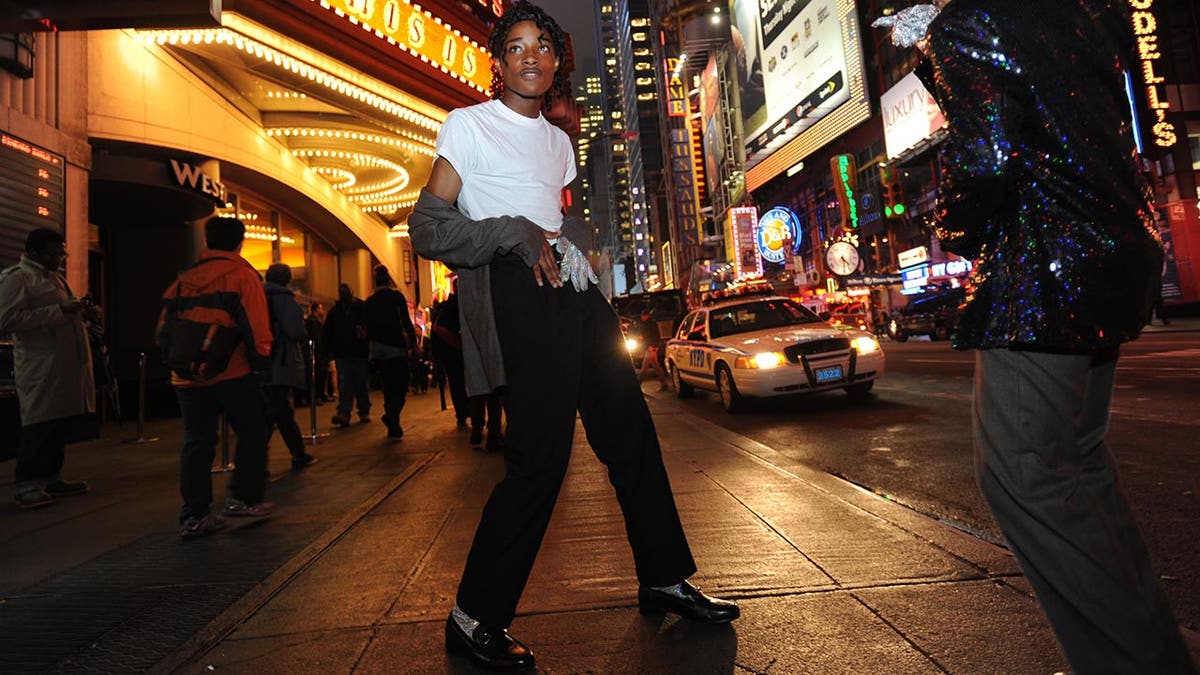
[632,32,647,42]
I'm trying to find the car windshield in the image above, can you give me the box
[708,299,823,338]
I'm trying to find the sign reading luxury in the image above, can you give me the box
[731,0,869,190]
[318,0,491,93]
[1128,0,1177,151]
[880,71,946,160]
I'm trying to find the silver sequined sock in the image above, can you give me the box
[649,582,686,599]
[451,605,480,635]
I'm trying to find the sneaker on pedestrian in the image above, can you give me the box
[180,513,227,539]
[331,412,351,427]
[222,497,276,518]
[15,489,54,509]
[387,426,404,440]
[44,479,89,497]
[291,453,319,468]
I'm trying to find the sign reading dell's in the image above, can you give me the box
[756,207,802,264]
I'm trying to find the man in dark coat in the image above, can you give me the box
[883,2,1195,672]
[323,283,370,427]
[363,265,416,439]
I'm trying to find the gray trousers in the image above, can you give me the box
[974,349,1195,674]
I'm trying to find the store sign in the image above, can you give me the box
[728,207,762,278]
[929,258,973,278]
[169,159,227,205]
[897,245,928,269]
[830,154,859,230]
[1128,0,1177,153]
[664,57,686,116]
[844,273,903,287]
[732,0,869,185]
[0,131,65,267]
[756,206,801,264]
[881,71,946,160]
[322,0,490,93]
[901,264,929,293]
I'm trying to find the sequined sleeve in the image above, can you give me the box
[927,9,1024,259]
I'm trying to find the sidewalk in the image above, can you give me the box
[2,382,1196,673]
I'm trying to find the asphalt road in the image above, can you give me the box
[668,332,1200,631]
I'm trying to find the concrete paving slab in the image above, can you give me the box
[179,628,374,675]
[854,579,1067,674]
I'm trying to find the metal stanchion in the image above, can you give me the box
[123,352,158,444]
[212,412,235,473]
[302,338,329,444]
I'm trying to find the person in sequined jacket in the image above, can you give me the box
[896,1,1195,673]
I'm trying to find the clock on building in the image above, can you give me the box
[824,240,861,276]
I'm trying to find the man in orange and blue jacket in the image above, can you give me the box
[160,216,275,539]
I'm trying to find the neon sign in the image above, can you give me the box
[756,207,801,264]
[317,0,491,94]
[1130,0,1177,149]
[830,154,859,230]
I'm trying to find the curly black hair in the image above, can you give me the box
[487,1,572,110]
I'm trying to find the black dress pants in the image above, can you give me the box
[15,417,69,486]
[265,384,305,458]
[376,357,409,433]
[456,253,696,629]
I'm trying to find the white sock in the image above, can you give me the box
[452,604,480,635]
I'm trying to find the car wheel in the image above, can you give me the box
[716,364,744,413]
[844,381,874,398]
[891,327,909,342]
[933,324,951,341]
[669,360,693,398]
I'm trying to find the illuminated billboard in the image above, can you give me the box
[880,71,946,161]
[730,0,870,191]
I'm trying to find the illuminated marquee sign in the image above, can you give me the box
[664,57,686,117]
[318,0,491,93]
[1129,0,1177,151]
[756,206,801,264]
[728,207,763,279]
[0,132,65,267]
[830,154,859,230]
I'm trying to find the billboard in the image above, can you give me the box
[730,0,870,190]
[880,71,947,160]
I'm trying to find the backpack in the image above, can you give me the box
[156,259,243,382]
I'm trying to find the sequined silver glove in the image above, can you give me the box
[556,236,598,292]
[871,5,939,48]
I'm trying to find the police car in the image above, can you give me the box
[664,295,885,412]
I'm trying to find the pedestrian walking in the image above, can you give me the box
[323,283,370,427]
[430,281,469,428]
[468,389,504,451]
[634,306,668,391]
[0,228,94,509]
[363,265,416,439]
[263,263,317,468]
[157,216,275,538]
[410,3,738,670]
[877,2,1196,672]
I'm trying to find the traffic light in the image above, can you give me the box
[879,165,906,219]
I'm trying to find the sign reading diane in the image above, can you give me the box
[324,0,491,93]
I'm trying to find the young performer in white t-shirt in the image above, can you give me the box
[410,2,739,670]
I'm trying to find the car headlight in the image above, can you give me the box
[735,351,786,369]
[625,337,640,352]
[852,336,880,354]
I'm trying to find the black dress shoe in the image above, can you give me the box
[444,614,535,671]
[638,581,740,624]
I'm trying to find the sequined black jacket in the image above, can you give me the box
[919,0,1162,353]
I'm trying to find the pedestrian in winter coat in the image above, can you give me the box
[877,1,1194,672]
[263,264,316,468]
[0,228,93,509]
[322,283,370,426]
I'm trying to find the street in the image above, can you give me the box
[668,331,1200,631]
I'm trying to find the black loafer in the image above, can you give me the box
[444,614,535,671]
[638,581,740,624]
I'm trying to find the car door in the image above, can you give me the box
[677,310,712,387]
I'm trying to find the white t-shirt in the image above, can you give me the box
[434,99,577,233]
